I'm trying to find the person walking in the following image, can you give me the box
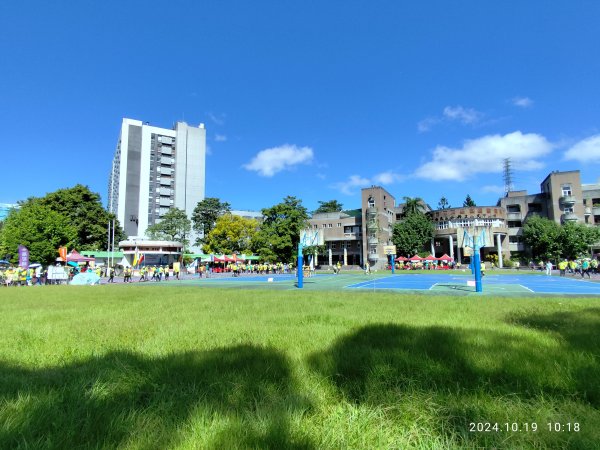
[364,261,371,275]
[581,259,591,278]
[107,266,115,283]
[545,260,553,276]
[558,259,568,277]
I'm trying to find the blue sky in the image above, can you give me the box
[2,1,599,213]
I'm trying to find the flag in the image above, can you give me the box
[18,245,29,269]
[138,254,144,266]
[132,246,140,266]
[58,246,67,262]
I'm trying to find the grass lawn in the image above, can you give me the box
[0,285,598,449]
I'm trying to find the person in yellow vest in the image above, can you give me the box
[5,268,14,286]
[480,262,486,277]
[558,259,568,277]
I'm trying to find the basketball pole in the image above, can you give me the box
[473,229,483,293]
[473,248,483,293]
[297,240,304,289]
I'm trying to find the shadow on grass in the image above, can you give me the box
[509,307,600,406]
[0,345,313,449]
[308,320,600,448]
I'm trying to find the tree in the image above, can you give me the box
[22,184,125,250]
[437,197,450,210]
[191,197,231,245]
[146,208,192,250]
[314,200,344,214]
[463,195,476,207]
[251,196,309,262]
[559,222,600,259]
[202,214,258,255]
[0,202,77,265]
[391,212,435,257]
[522,215,562,261]
[401,197,426,218]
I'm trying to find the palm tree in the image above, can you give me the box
[401,196,425,217]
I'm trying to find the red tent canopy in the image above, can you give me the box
[213,254,236,262]
[395,256,408,261]
[438,254,453,261]
[409,254,422,262]
[423,254,437,261]
[60,249,95,263]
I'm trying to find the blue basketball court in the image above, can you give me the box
[346,274,600,295]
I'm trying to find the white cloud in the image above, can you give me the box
[207,112,226,126]
[564,134,600,164]
[418,105,483,132]
[331,175,371,195]
[511,96,534,108]
[332,171,404,195]
[414,131,554,181]
[243,144,314,177]
[214,134,227,142]
[372,171,405,184]
[418,117,439,133]
[443,105,483,124]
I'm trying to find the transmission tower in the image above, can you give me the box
[503,158,514,195]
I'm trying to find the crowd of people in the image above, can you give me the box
[0,260,299,286]
[555,258,598,278]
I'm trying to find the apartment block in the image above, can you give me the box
[108,118,206,251]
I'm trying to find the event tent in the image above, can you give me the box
[395,256,409,262]
[438,254,453,261]
[409,254,422,262]
[57,250,95,263]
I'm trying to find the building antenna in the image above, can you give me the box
[503,158,514,196]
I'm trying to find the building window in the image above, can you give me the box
[337,223,342,227]
[562,185,572,196]
[509,236,522,243]
[506,205,521,213]
[322,224,327,228]
[328,224,332,228]
[331,243,337,249]
[528,203,542,212]
[564,206,574,214]
[507,220,522,228]
[368,196,375,208]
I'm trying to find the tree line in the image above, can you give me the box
[1,187,597,267]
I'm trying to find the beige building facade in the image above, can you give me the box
[307,170,599,269]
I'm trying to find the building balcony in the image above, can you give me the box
[561,213,578,222]
[560,195,576,205]
[368,254,380,260]
[585,207,592,216]
[368,236,379,244]
[506,212,522,219]
[593,206,600,215]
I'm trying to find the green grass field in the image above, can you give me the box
[1,285,599,449]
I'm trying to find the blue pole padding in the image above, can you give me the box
[391,254,395,274]
[473,251,482,293]
[297,244,303,289]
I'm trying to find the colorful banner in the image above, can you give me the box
[18,245,29,269]
[58,246,67,261]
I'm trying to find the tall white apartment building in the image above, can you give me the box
[108,118,206,250]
